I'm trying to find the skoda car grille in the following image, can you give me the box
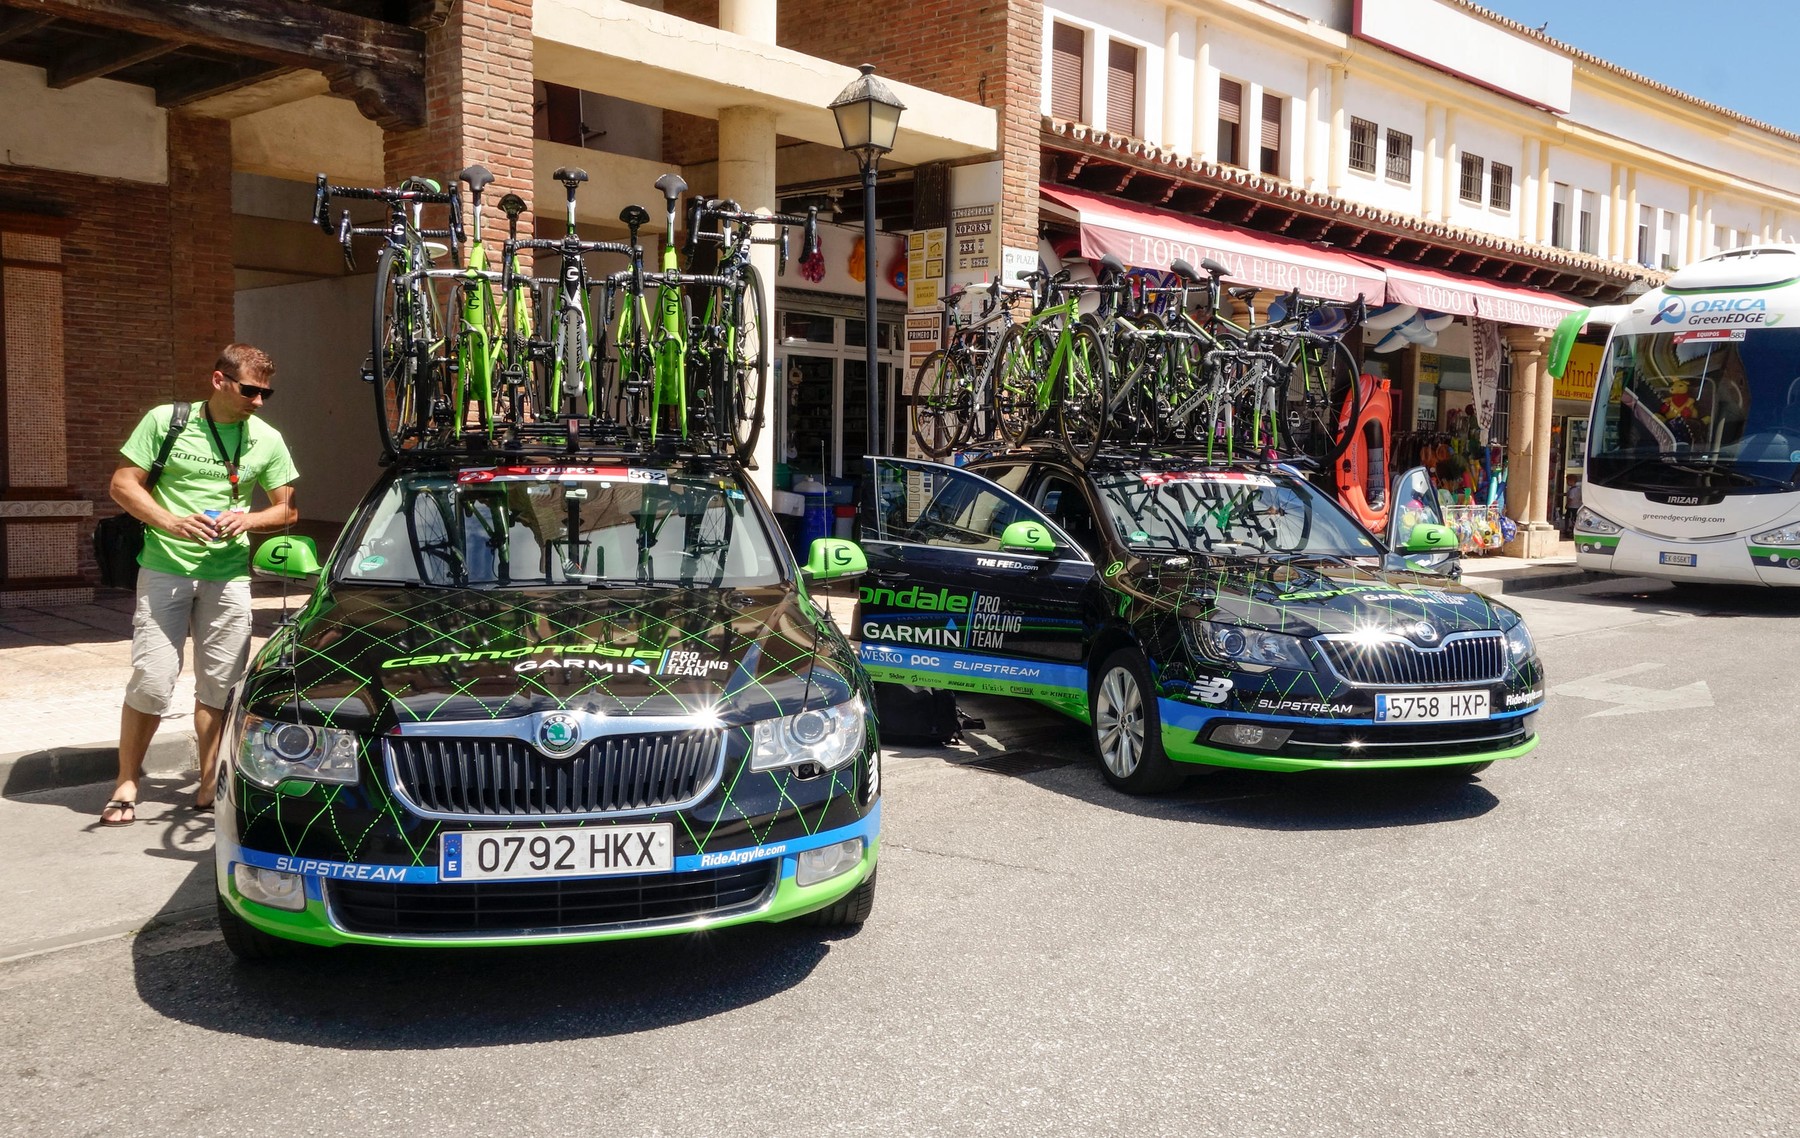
[1314,631,1507,687]
[386,729,724,819]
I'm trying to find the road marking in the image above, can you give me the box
[1552,663,1714,718]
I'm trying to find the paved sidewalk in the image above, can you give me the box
[1458,539,1594,596]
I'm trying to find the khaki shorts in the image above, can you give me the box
[124,568,253,716]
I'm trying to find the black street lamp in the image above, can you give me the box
[830,63,904,459]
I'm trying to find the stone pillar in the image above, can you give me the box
[1503,327,1559,558]
[1325,64,1346,196]
[1194,27,1217,163]
[718,105,780,500]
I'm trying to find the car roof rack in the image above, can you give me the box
[963,437,1310,475]
[382,434,746,476]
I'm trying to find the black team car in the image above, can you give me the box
[216,455,878,957]
[856,452,1543,793]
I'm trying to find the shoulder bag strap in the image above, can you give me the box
[144,401,193,490]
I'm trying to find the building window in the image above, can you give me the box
[1459,152,1485,204]
[1384,129,1412,183]
[1107,40,1139,138]
[1259,93,1282,175]
[1578,190,1598,254]
[1550,182,1571,248]
[1050,22,1085,122]
[1348,116,1377,173]
[1489,162,1512,210]
[1218,78,1243,165]
[1637,206,1654,266]
[1660,211,1679,270]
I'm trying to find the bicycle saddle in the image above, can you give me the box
[498,193,527,218]
[458,165,495,193]
[1201,258,1230,278]
[1099,253,1127,277]
[553,167,589,186]
[1228,286,1260,301]
[1170,258,1199,282]
[619,204,651,228]
[654,172,688,199]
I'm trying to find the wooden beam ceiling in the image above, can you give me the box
[0,0,424,126]
[45,30,177,87]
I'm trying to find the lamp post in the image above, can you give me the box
[830,63,904,459]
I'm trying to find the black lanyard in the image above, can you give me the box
[202,405,245,502]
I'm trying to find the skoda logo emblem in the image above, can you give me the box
[1411,621,1440,644]
[536,712,584,758]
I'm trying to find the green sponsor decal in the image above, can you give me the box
[1576,535,1620,553]
[858,583,973,613]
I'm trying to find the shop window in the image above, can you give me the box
[1489,162,1512,211]
[1107,40,1139,138]
[1385,129,1412,183]
[1050,23,1085,122]
[783,313,835,344]
[1258,92,1282,176]
[1459,152,1485,204]
[1218,78,1243,165]
[1348,116,1377,174]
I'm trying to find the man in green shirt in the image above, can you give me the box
[102,344,299,826]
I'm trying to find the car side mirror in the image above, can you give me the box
[802,537,867,581]
[1403,523,1459,553]
[998,520,1056,554]
[253,535,322,580]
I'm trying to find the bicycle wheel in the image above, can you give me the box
[910,347,973,459]
[371,246,425,455]
[729,267,769,464]
[1055,322,1111,468]
[995,324,1046,447]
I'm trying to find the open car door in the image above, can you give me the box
[857,457,1097,715]
[1388,465,1461,577]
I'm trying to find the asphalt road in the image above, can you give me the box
[2,578,1796,1137]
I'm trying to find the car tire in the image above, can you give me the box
[216,893,303,962]
[1090,649,1185,795]
[799,867,877,928]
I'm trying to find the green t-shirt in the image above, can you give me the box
[120,402,299,581]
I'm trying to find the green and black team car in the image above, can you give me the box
[216,455,878,958]
[856,452,1544,793]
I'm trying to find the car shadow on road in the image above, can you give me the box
[128,889,839,1048]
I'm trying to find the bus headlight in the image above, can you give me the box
[237,715,360,789]
[1752,524,1800,546]
[1575,507,1622,535]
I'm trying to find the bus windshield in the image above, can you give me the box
[1589,326,1800,492]
[339,467,785,589]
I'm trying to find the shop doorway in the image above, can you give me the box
[774,304,904,495]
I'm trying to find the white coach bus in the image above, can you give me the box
[1550,245,1800,585]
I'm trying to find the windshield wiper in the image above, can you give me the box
[1673,459,1796,490]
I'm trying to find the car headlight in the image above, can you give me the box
[750,695,866,774]
[1504,621,1535,661]
[237,714,359,788]
[1752,524,1800,546]
[1574,507,1622,535]
[1192,621,1314,671]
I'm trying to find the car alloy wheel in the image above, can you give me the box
[1095,664,1145,778]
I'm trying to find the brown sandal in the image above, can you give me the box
[100,800,137,827]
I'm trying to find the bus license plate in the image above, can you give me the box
[440,823,673,882]
[1659,552,1697,567]
[1374,691,1489,723]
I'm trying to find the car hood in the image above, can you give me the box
[240,583,855,732]
[1122,555,1506,638]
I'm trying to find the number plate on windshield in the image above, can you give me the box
[1374,690,1489,723]
[440,823,673,882]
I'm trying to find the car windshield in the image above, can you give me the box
[339,465,785,588]
[1589,326,1800,492]
[1089,469,1381,557]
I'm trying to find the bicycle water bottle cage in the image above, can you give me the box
[654,172,688,201]
[459,165,495,193]
[619,204,651,229]
[498,193,527,219]
[553,167,589,187]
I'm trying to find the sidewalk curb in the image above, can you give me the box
[0,735,194,797]
[1462,568,1594,597]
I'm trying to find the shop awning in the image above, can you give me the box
[1041,185,1387,305]
[1364,258,1583,329]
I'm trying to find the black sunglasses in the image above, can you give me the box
[235,381,274,401]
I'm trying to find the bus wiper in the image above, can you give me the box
[1674,460,1796,490]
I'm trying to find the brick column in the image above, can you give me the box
[168,113,234,394]
[384,0,535,236]
[1503,327,1559,558]
[998,0,1043,258]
